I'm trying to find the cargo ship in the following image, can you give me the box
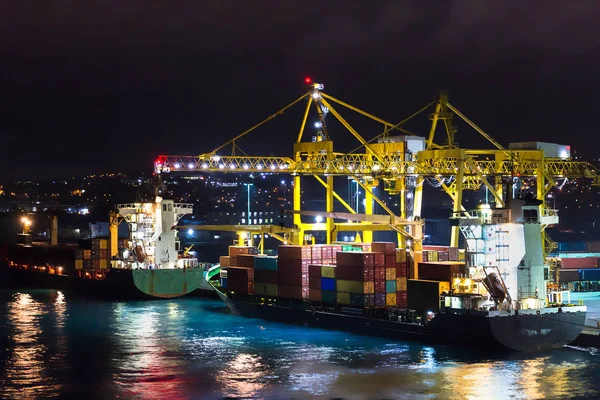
[210,198,587,352]
[0,197,204,299]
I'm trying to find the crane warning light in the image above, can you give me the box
[304,77,313,84]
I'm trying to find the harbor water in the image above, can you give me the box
[1,289,599,399]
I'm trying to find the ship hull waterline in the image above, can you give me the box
[213,288,587,352]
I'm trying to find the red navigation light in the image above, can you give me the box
[304,77,313,84]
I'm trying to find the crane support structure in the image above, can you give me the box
[155,82,600,254]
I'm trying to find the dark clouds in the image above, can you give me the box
[1,1,600,179]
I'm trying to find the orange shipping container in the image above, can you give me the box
[395,248,407,263]
[372,242,396,256]
[219,256,230,268]
[386,293,397,306]
[309,288,321,302]
[385,267,397,280]
[364,281,375,294]
[396,277,407,291]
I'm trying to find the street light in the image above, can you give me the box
[244,183,254,225]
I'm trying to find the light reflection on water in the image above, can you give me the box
[0,289,599,399]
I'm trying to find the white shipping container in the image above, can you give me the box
[508,142,570,159]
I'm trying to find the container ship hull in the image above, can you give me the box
[2,259,204,300]
[221,294,586,352]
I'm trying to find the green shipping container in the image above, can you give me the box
[386,280,397,293]
[321,265,336,278]
[337,292,351,305]
[350,293,365,307]
[337,279,365,293]
[254,283,278,297]
[254,256,278,271]
[321,290,336,304]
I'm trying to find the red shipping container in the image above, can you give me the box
[322,246,333,259]
[375,266,386,280]
[397,290,407,307]
[237,254,256,268]
[418,262,466,282]
[278,285,309,300]
[337,265,374,281]
[396,262,408,277]
[278,272,309,286]
[372,242,395,255]
[278,245,311,260]
[278,259,309,274]
[321,258,333,265]
[254,269,277,284]
[561,257,599,269]
[309,288,321,302]
[438,251,449,262]
[375,279,386,293]
[309,277,321,290]
[309,264,322,278]
[336,252,375,267]
[384,254,396,268]
[374,253,385,267]
[227,267,254,294]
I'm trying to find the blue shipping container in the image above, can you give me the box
[221,277,228,288]
[386,280,397,293]
[558,242,587,252]
[321,278,336,291]
[254,256,278,270]
[579,269,600,281]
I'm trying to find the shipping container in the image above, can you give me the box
[278,245,311,260]
[557,242,587,252]
[374,266,386,280]
[588,242,600,252]
[321,265,336,278]
[220,277,228,289]
[560,257,599,269]
[278,285,308,300]
[277,273,309,287]
[386,280,397,293]
[336,252,375,267]
[396,262,408,278]
[372,242,396,256]
[374,252,385,267]
[422,245,459,261]
[386,293,397,306]
[99,259,108,269]
[337,291,351,305]
[309,277,321,290]
[337,279,366,293]
[254,256,278,270]
[418,262,466,282]
[397,290,407,307]
[237,254,256,268]
[557,269,580,283]
[75,259,83,270]
[321,277,336,291]
[579,269,600,281]
[395,248,407,263]
[226,266,254,294]
[396,277,407,291]
[375,293,386,307]
[374,279,386,293]
[337,265,374,281]
[384,254,396,268]
[364,281,375,294]
[229,245,251,257]
[99,239,108,250]
[254,283,278,297]
[321,290,336,304]
[385,267,397,280]
[407,279,450,314]
[309,288,321,302]
[309,264,322,277]
[254,269,278,284]
[219,256,230,268]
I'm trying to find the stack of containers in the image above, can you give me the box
[254,256,278,296]
[90,238,109,270]
[418,261,466,282]
[336,252,375,307]
[309,264,337,303]
[373,242,398,306]
[422,246,460,262]
[75,249,84,270]
[277,245,311,300]
[396,248,408,307]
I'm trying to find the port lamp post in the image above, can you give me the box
[21,217,32,234]
[244,183,254,225]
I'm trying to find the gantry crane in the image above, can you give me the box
[154,80,600,261]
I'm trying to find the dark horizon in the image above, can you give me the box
[2,1,600,180]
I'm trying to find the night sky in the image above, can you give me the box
[1,1,599,179]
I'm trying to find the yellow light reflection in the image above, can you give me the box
[4,292,61,398]
[216,353,268,398]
